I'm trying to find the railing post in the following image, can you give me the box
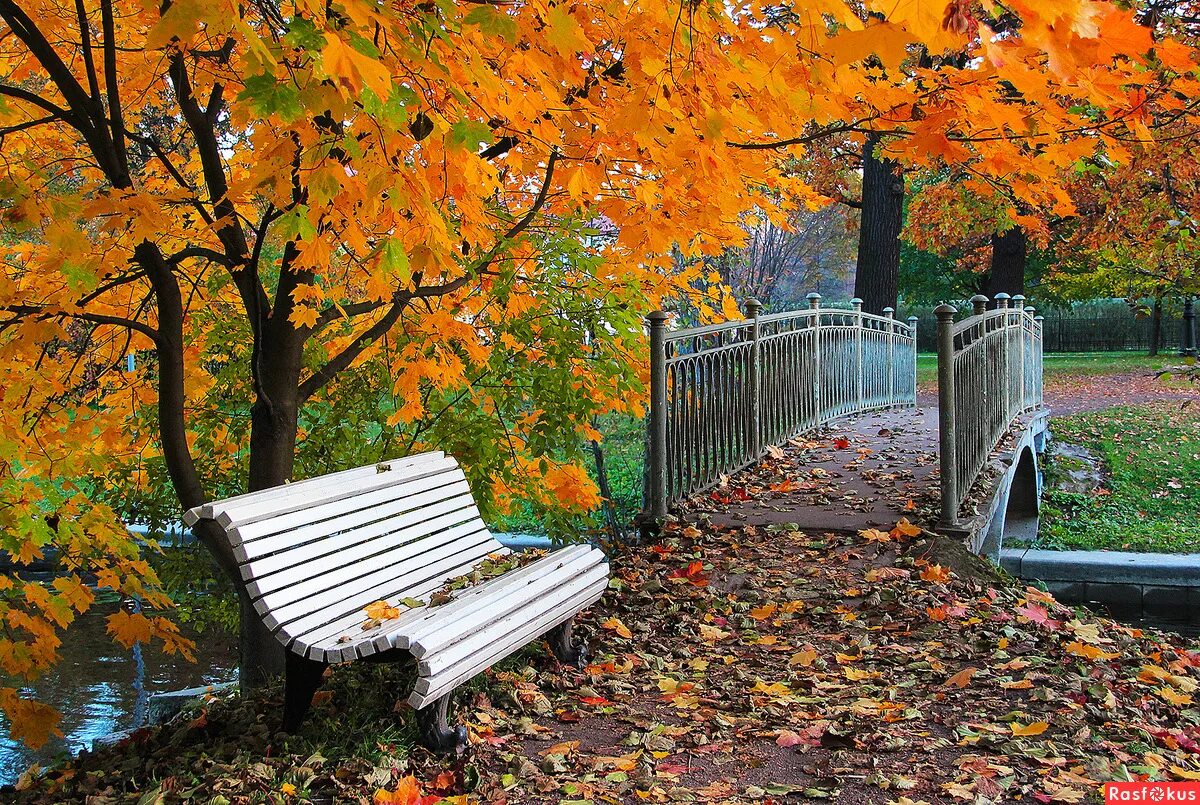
[1182,296,1197,358]
[852,297,864,408]
[744,298,763,460]
[1013,295,1026,410]
[935,303,959,529]
[907,315,919,401]
[647,311,670,524]
[1034,314,1044,405]
[995,292,1010,310]
[808,293,822,415]
[883,306,895,405]
[971,294,989,317]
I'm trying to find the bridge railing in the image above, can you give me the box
[644,294,918,522]
[936,293,1043,528]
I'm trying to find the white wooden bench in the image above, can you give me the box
[182,451,609,751]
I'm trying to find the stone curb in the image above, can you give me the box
[1000,548,1200,620]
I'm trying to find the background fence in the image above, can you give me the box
[937,294,1044,527]
[910,300,1184,353]
[645,294,918,521]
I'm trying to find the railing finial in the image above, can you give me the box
[743,298,762,318]
[806,292,822,310]
[882,306,895,319]
[851,297,863,312]
[1012,294,1025,311]
[994,292,1011,309]
[970,294,989,316]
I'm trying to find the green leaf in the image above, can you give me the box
[279,205,317,241]
[463,6,518,42]
[381,239,411,282]
[236,73,302,120]
[448,119,493,152]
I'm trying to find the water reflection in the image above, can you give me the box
[0,603,236,785]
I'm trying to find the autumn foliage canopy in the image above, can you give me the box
[0,0,1193,747]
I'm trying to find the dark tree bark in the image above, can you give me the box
[986,226,1027,300]
[854,132,904,314]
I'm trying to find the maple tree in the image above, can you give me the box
[0,0,1192,751]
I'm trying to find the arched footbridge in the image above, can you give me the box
[641,292,1047,563]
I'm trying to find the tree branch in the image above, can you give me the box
[297,294,412,401]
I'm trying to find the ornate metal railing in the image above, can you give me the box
[936,293,1043,528]
[644,294,918,521]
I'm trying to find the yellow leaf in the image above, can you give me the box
[1010,721,1049,736]
[749,603,778,621]
[789,647,818,667]
[699,624,731,643]
[602,617,632,639]
[1159,687,1194,706]
[1064,641,1119,661]
[364,600,400,621]
[106,610,152,648]
[289,305,319,329]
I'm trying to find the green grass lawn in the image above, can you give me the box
[1038,401,1200,553]
[916,351,1182,386]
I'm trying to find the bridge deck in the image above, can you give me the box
[679,406,941,534]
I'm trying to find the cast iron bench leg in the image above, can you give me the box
[282,652,327,732]
[416,693,468,753]
[546,616,588,668]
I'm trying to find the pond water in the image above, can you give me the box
[0,603,237,786]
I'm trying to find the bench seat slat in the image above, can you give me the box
[293,545,511,662]
[299,544,595,656]
[240,485,476,579]
[304,545,601,660]
[231,469,468,549]
[408,575,608,708]
[246,515,489,599]
[407,548,607,657]
[266,532,501,639]
[183,452,445,526]
[250,509,491,609]
[214,457,460,530]
[418,563,609,677]
[237,482,476,570]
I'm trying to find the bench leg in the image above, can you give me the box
[546,617,588,668]
[415,694,467,754]
[282,652,327,732]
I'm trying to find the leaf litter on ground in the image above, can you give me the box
[13,521,1200,804]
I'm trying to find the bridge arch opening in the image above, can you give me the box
[980,445,1040,562]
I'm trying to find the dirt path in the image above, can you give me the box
[1041,370,1197,415]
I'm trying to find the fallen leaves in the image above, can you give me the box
[601,617,632,639]
[919,564,951,583]
[945,667,979,688]
[1010,721,1050,737]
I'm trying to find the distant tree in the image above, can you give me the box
[712,206,856,309]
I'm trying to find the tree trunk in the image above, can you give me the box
[987,226,1027,300]
[854,132,904,314]
[1150,295,1163,356]
[239,322,306,689]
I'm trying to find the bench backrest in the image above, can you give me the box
[184,453,507,645]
